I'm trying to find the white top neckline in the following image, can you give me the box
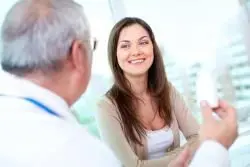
[147,127,173,160]
[145,125,169,133]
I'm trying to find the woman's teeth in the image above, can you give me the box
[130,59,145,64]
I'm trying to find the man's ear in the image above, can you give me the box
[69,40,88,73]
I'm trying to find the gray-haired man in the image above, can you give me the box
[0,0,238,167]
[0,0,120,166]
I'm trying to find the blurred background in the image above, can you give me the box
[1,0,250,166]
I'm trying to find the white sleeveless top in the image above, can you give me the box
[147,128,173,160]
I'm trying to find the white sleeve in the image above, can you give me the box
[189,140,230,167]
[35,131,122,167]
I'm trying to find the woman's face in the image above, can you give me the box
[116,24,154,77]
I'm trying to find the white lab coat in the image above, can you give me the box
[0,71,230,167]
[190,140,230,167]
[0,71,121,167]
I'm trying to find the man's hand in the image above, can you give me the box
[169,100,238,167]
[168,148,190,167]
[199,100,238,149]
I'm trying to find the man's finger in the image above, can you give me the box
[218,100,237,122]
[200,101,213,122]
[219,100,235,113]
[214,108,227,119]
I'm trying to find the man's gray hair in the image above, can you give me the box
[1,0,91,75]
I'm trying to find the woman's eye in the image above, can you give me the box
[139,41,149,45]
[120,44,130,49]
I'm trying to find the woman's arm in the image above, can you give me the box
[95,97,180,167]
[166,84,200,157]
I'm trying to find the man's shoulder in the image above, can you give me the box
[72,129,121,164]
[39,126,121,167]
[0,119,121,167]
[33,120,121,167]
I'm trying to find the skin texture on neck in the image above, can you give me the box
[125,73,148,97]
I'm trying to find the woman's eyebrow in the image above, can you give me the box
[119,40,130,43]
[139,36,149,40]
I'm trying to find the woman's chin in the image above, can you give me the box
[126,71,148,77]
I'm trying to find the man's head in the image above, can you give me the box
[1,0,94,105]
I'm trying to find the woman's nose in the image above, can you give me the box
[130,44,141,57]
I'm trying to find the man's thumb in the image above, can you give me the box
[200,101,213,121]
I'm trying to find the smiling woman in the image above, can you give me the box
[116,24,154,77]
[95,17,200,167]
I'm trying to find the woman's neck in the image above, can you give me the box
[125,74,148,97]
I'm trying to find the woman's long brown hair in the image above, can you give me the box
[106,17,172,145]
